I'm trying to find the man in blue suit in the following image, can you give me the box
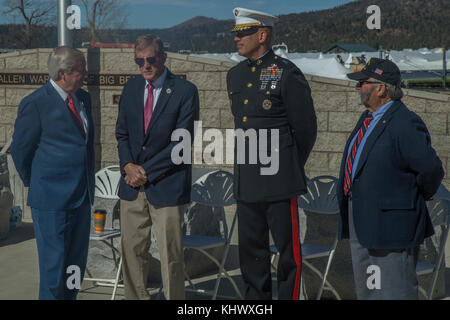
[116,34,199,300]
[11,46,95,300]
[337,58,444,299]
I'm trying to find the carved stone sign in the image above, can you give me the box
[0,72,186,86]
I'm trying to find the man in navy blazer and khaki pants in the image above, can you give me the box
[337,58,444,299]
[11,46,95,300]
[116,34,199,300]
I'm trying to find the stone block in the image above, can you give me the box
[0,88,5,105]
[310,76,355,89]
[101,125,117,143]
[204,64,231,72]
[101,143,119,163]
[102,89,123,108]
[1,107,18,124]
[304,170,333,180]
[309,80,354,92]
[101,108,119,126]
[425,100,450,113]
[305,152,328,172]
[200,108,220,128]
[220,71,228,90]
[188,56,222,66]
[220,109,234,129]
[5,125,13,142]
[5,53,38,70]
[316,111,328,132]
[0,126,5,144]
[329,112,361,132]
[171,59,204,72]
[203,90,229,110]
[103,52,136,72]
[402,95,426,113]
[188,72,221,90]
[432,135,450,155]
[313,132,349,152]
[346,92,365,112]
[419,113,447,135]
[167,52,188,61]
[5,88,35,106]
[0,59,4,69]
[37,52,51,71]
[311,91,346,112]
[329,152,344,172]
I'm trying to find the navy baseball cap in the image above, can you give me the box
[347,58,402,86]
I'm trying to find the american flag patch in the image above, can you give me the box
[374,68,383,75]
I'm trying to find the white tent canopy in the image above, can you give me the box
[191,47,449,80]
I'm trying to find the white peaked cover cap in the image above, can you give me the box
[231,7,278,31]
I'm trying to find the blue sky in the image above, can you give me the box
[1,0,356,29]
[128,0,356,29]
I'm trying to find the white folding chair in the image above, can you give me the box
[417,197,450,300]
[270,175,341,300]
[182,170,243,300]
[83,165,123,300]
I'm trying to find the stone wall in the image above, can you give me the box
[1,47,449,206]
[1,48,449,299]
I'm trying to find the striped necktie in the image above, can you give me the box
[344,112,373,196]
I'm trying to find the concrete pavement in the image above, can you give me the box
[1,220,450,300]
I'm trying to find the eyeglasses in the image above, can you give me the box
[234,27,259,38]
[356,80,384,88]
[134,56,158,67]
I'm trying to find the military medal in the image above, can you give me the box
[259,64,283,90]
[262,99,272,110]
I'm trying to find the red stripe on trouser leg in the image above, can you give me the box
[290,197,302,300]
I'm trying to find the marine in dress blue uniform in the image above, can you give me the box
[227,8,317,299]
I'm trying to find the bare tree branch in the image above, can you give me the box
[80,0,129,42]
[2,0,55,48]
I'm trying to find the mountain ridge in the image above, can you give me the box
[0,0,448,52]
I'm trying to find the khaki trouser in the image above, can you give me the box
[120,190,185,300]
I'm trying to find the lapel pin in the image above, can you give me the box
[383,120,386,124]
[166,88,172,94]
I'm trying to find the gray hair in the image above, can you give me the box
[386,83,404,100]
[135,34,165,55]
[47,46,85,80]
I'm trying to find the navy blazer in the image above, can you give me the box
[337,100,444,249]
[115,70,199,206]
[11,81,95,210]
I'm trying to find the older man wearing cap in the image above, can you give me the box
[227,8,317,299]
[336,58,444,299]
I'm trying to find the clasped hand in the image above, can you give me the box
[124,163,147,188]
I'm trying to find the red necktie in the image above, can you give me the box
[66,94,85,138]
[343,112,373,195]
[144,83,154,134]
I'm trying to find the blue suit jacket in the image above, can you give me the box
[115,70,199,206]
[11,82,95,210]
[337,100,444,249]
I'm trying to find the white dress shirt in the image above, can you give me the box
[144,67,168,111]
